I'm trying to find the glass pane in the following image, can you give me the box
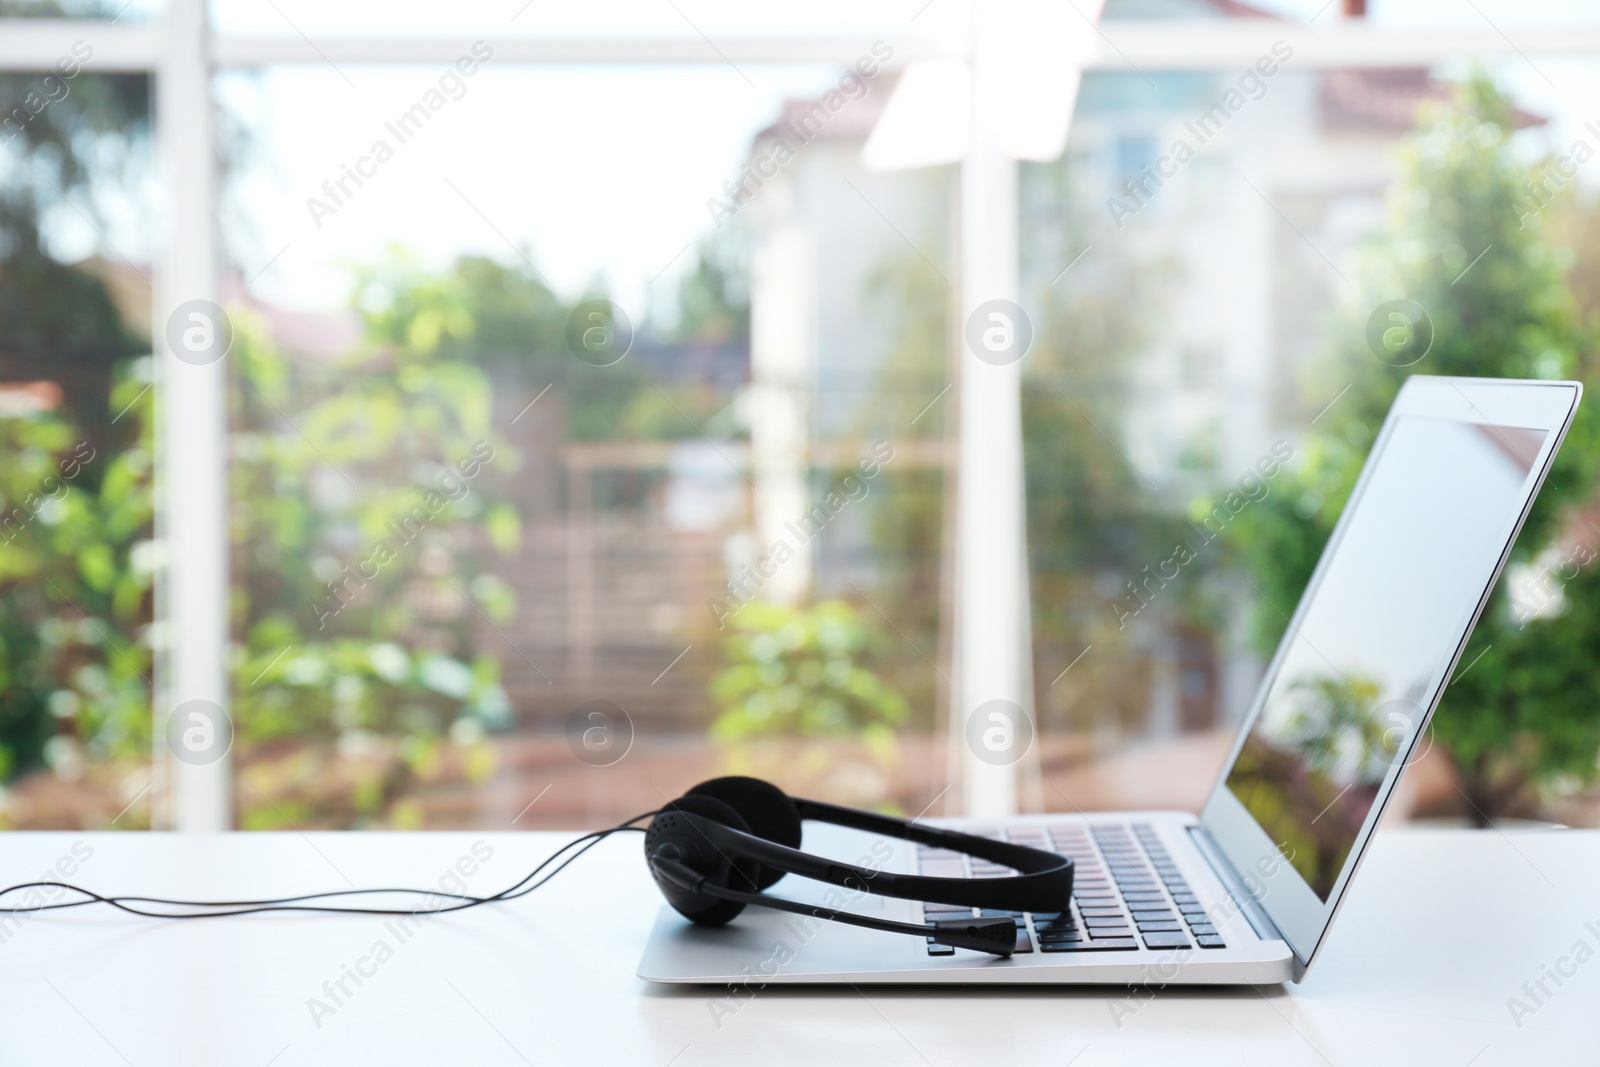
[1026,55,1600,829]
[0,68,153,827]
[221,58,952,829]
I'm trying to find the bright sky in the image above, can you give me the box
[217,63,849,321]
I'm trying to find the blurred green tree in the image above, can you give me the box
[1227,75,1600,824]
[1019,152,1197,737]
[227,289,522,826]
[707,599,909,809]
[0,365,153,782]
[0,0,151,790]
[708,599,908,744]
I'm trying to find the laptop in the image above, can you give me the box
[638,376,1581,985]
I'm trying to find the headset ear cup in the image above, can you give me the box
[646,795,761,925]
[685,777,802,889]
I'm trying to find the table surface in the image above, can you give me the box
[0,827,1595,1066]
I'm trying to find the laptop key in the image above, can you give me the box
[1196,934,1227,949]
[1041,938,1138,952]
[1083,915,1130,927]
[1080,907,1124,919]
[1142,932,1192,950]
[1088,926,1133,939]
[1188,924,1217,936]
[1136,921,1184,933]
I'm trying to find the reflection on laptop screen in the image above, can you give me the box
[1225,415,1546,900]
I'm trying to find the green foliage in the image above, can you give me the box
[227,265,528,760]
[1281,674,1389,780]
[708,600,909,749]
[0,231,753,824]
[361,250,724,443]
[1228,74,1600,821]
[0,32,153,791]
[670,231,749,345]
[0,265,529,817]
[0,362,154,778]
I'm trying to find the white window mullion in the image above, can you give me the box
[156,0,230,832]
[953,5,1031,819]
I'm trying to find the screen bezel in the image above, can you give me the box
[1200,376,1582,978]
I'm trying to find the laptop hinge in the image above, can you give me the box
[1187,825,1290,949]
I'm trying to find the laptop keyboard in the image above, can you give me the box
[916,822,1228,956]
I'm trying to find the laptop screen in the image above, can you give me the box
[1223,414,1546,900]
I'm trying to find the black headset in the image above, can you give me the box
[0,777,1070,959]
[646,776,1074,956]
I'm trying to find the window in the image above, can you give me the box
[3,0,1600,833]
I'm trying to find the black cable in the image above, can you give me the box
[0,811,655,921]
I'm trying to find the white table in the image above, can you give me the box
[0,828,1594,1065]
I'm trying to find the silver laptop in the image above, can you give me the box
[639,376,1580,985]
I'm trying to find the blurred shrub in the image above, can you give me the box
[708,599,908,751]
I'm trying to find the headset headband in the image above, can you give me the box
[659,794,1074,913]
